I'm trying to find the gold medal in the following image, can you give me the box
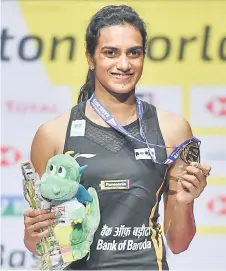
[180,141,200,164]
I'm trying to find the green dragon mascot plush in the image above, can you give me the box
[36,151,100,269]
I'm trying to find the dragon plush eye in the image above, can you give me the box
[49,164,56,175]
[58,166,66,178]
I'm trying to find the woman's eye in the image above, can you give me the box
[49,164,56,175]
[105,50,116,57]
[58,166,66,178]
[129,50,141,57]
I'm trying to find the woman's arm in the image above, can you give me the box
[161,116,210,254]
[30,122,57,176]
[163,190,196,254]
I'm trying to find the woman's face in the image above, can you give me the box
[89,24,144,95]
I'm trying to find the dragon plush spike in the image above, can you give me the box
[79,165,88,174]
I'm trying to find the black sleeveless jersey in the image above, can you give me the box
[63,101,169,270]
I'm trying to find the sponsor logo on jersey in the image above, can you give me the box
[99,180,131,190]
[134,148,156,160]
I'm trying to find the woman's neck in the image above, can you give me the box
[95,87,136,113]
[86,88,138,127]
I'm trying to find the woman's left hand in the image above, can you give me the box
[176,162,211,205]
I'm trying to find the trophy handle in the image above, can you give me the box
[24,181,36,209]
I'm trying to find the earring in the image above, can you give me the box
[90,66,94,71]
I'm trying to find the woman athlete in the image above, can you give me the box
[23,5,211,270]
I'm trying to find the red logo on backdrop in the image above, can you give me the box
[4,101,59,114]
[207,196,226,215]
[0,146,22,166]
[206,97,226,116]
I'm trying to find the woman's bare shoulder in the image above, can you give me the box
[36,112,70,141]
[156,108,193,146]
[30,111,71,176]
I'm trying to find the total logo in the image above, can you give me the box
[206,97,226,116]
[0,146,22,167]
[207,196,226,215]
[3,100,59,114]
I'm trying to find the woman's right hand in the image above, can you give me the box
[24,209,57,255]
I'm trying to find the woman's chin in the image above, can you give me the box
[107,84,135,96]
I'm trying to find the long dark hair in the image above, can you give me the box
[77,5,147,104]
